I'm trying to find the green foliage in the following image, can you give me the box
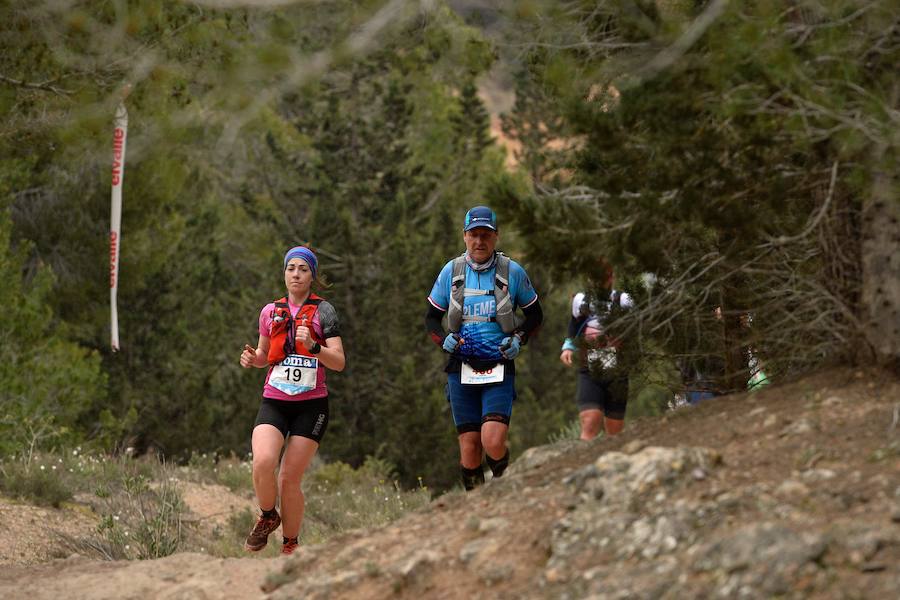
[43,450,188,560]
[496,0,899,392]
[12,0,887,501]
[89,474,185,561]
[0,457,73,508]
[1,1,509,493]
[302,456,431,544]
[0,208,107,457]
[547,419,581,444]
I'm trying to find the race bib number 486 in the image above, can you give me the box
[269,354,318,395]
[461,362,504,385]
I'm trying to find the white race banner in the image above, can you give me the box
[110,101,128,351]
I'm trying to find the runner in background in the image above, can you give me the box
[560,263,634,440]
[239,246,344,554]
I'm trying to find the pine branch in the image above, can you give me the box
[0,74,73,96]
[617,0,731,90]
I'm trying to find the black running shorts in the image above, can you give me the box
[575,371,628,420]
[254,396,329,443]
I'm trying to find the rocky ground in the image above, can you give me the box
[1,367,898,599]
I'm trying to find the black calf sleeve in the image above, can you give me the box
[460,464,485,491]
[485,450,509,479]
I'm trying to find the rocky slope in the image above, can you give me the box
[1,367,898,599]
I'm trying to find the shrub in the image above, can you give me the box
[62,454,187,561]
[548,419,582,444]
[0,458,73,507]
[301,456,430,544]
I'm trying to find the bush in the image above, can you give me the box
[0,458,73,507]
[60,453,187,561]
[548,419,582,444]
[301,456,430,544]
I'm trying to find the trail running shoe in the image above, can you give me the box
[281,536,299,555]
[244,509,281,552]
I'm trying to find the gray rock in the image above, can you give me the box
[801,468,836,483]
[509,439,581,474]
[571,446,721,508]
[775,479,811,499]
[478,517,509,533]
[621,439,648,454]
[270,570,361,600]
[393,549,442,580]
[459,538,503,564]
[780,418,814,436]
[693,521,826,596]
[477,560,514,585]
[822,395,844,408]
[827,524,900,567]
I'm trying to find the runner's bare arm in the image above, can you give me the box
[315,336,345,371]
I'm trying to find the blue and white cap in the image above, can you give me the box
[463,206,497,232]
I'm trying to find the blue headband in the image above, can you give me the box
[283,246,318,279]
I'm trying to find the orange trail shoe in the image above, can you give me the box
[281,536,299,555]
[244,509,281,552]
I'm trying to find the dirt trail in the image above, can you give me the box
[1,367,898,599]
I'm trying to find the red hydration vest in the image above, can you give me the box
[267,295,326,365]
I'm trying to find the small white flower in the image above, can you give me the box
[40,465,45,470]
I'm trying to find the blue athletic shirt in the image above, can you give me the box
[428,254,539,361]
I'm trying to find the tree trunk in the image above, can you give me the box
[860,141,900,372]
[858,79,899,372]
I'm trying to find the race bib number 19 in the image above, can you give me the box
[461,362,504,385]
[269,354,318,395]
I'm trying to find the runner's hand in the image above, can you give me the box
[442,334,464,354]
[499,335,521,360]
[560,349,574,366]
[297,315,316,350]
[240,344,256,368]
[296,323,314,350]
